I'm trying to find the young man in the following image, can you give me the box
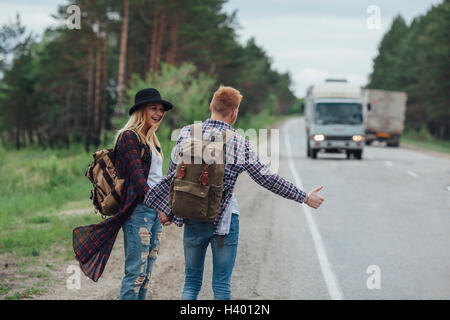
[144,85,324,300]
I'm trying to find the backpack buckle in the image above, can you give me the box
[179,163,186,179]
[200,164,209,186]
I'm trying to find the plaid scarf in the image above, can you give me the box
[73,130,151,281]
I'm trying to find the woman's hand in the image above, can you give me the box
[305,185,324,209]
[158,210,172,226]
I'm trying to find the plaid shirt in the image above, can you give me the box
[73,130,151,281]
[144,118,308,235]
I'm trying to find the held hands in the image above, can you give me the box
[157,210,172,226]
[305,185,324,209]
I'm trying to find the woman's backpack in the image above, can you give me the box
[85,132,145,217]
[168,122,236,222]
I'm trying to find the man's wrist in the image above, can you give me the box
[304,194,310,204]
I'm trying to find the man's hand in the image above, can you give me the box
[305,185,324,209]
[158,210,172,226]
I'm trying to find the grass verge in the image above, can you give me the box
[401,129,450,154]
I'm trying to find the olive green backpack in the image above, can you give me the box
[168,122,236,222]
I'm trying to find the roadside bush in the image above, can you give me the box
[127,63,217,131]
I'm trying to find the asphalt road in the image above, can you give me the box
[198,116,450,300]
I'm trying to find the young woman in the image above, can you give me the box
[73,88,173,300]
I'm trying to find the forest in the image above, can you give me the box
[368,0,449,140]
[0,0,301,151]
[0,0,448,152]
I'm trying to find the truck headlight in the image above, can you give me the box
[352,135,365,142]
[313,134,325,142]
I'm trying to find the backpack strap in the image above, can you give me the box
[130,130,147,158]
[191,122,203,138]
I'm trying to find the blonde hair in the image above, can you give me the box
[211,85,243,116]
[115,104,164,160]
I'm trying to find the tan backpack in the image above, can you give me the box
[168,122,236,222]
[85,131,145,217]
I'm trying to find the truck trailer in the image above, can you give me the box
[362,89,407,147]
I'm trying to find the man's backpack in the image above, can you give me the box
[168,122,236,222]
[85,131,145,217]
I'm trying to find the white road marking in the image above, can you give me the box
[407,170,419,178]
[283,120,344,300]
[384,161,393,166]
[446,186,450,192]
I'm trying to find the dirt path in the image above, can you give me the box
[36,222,185,300]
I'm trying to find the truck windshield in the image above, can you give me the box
[314,102,363,125]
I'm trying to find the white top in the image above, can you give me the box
[217,192,240,235]
[227,193,240,216]
[147,149,163,188]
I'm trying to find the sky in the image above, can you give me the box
[0,0,443,98]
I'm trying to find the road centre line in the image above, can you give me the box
[407,170,419,178]
[283,120,344,300]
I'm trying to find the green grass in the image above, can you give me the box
[0,285,11,295]
[402,127,450,154]
[5,287,46,300]
[0,143,101,257]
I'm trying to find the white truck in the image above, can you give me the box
[304,79,366,160]
[362,89,407,147]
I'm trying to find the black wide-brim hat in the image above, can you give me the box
[129,88,173,115]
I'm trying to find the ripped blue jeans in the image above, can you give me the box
[119,204,162,300]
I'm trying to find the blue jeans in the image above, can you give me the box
[182,213,239,300]
[119,204,162,300]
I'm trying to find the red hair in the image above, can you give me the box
[211,85,243,116]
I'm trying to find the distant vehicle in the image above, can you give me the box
[304,79,366,160]
[362,89,407,147]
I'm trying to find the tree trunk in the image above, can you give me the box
[15,122,21,149]
[85,29,95,152]
[93,34,103,147]
[128,39,134,87]
[36,131,43,147]
[150,5,160,73]
[144,34,150,76]
[101,32,109,141]
[154,7,167,72]
[27,126,34,145]
[166,13,179,65]
[117,0,129,115]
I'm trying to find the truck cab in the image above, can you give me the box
[305,79,366,159]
